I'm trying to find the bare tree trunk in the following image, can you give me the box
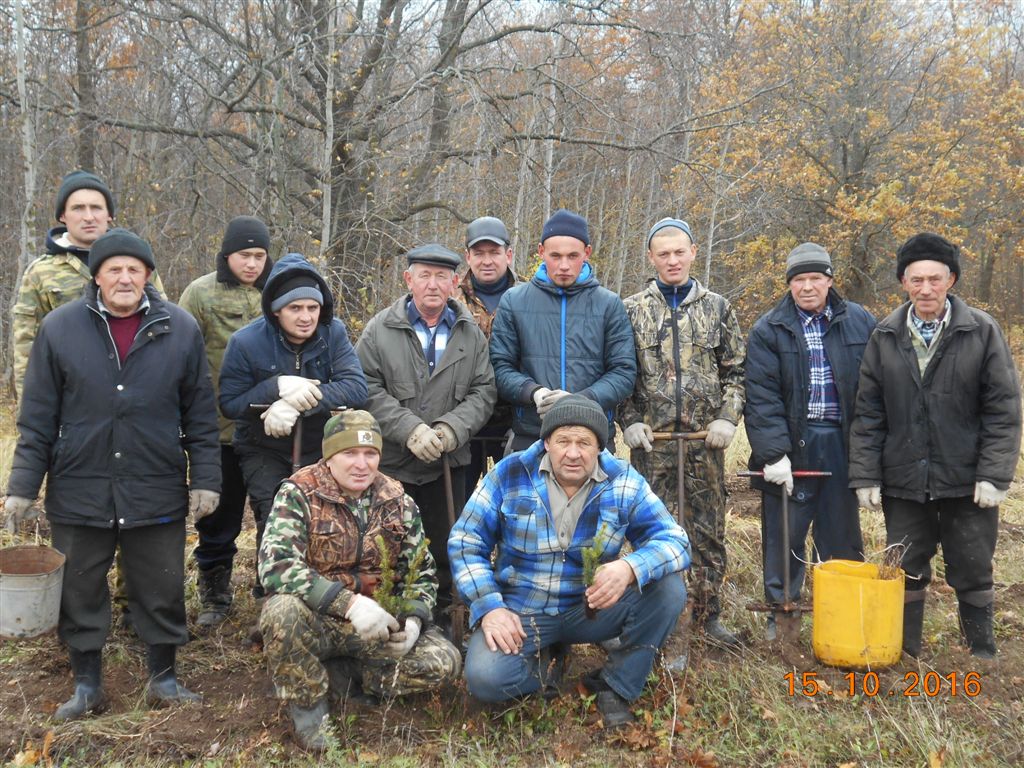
[15,0,36,271]
[76,0,98,170]
[319,1,337,260]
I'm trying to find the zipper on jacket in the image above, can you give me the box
[559,290,567,390]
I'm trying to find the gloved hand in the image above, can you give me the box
[407,423,443,462]
[3,496,39,534]
[532,387,553,411]
[384,616,422,658]
[277,375,322,411]
[536,388,571,416]
[623,422,654,452]
[763,455,794,496]
[344,594,400,643]
[188,489,220,521]
[974,481,1007,509]
[856,486,881,511]
[705,419,736,450]
[433,422,458,453]
[261,399,301,438]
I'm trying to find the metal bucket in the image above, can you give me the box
[0,545,66,638]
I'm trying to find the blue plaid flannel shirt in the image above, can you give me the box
[448,439,691,627]
[796,304,841,422]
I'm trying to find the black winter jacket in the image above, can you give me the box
[848,296,1021,502]
[744,289,876,492]
[8,283,220,527]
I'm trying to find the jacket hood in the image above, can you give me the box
[217,249,273,290]
[44,225,90,264]
[532,261,598,295]
[260,253,334,327]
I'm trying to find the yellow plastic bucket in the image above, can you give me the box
[812,559,903,669]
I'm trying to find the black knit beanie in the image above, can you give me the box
[55,170,115,221]
[270,274,323,311]
[896,232,961,281]
[219,216,271,257]
[89,228,156,275]
[540,394,608,449]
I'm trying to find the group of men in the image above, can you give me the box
[3,169,1020,749]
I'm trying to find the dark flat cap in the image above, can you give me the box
[406,243,462,270]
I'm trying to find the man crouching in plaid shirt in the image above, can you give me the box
[448,395,690,728]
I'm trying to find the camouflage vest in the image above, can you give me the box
[290,462,407,597]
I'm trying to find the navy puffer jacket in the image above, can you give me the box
[489,262,637,440]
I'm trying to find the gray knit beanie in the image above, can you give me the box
[785,242,833,282]
[540,394,608,449]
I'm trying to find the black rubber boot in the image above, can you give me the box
[289,699,337,751]
[902,600,925,658]
[197,564,233,628]
[703,615,741,648]
[54,649,105,721]
[146,644,202,705]
[958,602,996,659]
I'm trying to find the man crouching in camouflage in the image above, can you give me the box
[257,411,461,750]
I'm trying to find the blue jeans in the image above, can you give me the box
[464,573,685,703]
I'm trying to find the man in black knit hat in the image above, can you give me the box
[849,232,1021,660]
[4,228,220,719]
[179,216,274,627]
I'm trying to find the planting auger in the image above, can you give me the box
[651,431,708,529]
[736,469,832,644]
[441,452,467,648]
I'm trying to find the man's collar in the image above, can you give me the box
[406,297,456,328]
[909,299,951,328]
[796,302,832,325]
[97,290,150,317]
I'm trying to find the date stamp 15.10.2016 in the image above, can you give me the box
[784,670,982,698]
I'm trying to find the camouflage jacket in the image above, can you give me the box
[457,268,520,429]
[179,269,265,443]
[12,226,165,401]
[619,279,745,433]
[258,461,437,624]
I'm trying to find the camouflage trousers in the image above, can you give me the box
[632,441,728,618]
[259,594,461,706]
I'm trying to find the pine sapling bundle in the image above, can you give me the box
[582,523,612,619]
[372,534,430,616]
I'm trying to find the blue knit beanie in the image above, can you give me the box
[541,209,589,246]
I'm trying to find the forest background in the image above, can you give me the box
[2,0,1022,383]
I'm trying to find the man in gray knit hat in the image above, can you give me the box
[744,243,876,640]
[449,394,689,727]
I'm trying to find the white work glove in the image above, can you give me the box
[261,399,301,438]
[974,481,1007,509]
[856,486,881,511]
[433,422,458,453]
[3,496,40,533]
[763,455,794,496]
[705,419,736,450]
[623,422,654,452]
[407,423,443,462]
[384,616,422,659]
[277,375,322,411]
[536,388,571,416]
[188,489,220,521]
[344,594,400,643]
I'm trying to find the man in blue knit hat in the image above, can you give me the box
[489,209,637,453]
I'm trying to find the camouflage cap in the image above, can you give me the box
[322,410,383,458]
